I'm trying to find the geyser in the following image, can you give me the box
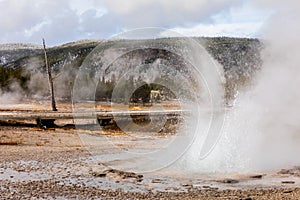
[176,1,300,174]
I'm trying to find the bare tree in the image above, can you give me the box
[43,38,57,111]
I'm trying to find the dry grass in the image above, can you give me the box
[0,134,23,145]
[0,141,21,145]
[35,142,44,146]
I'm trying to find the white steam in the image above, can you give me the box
[0,81,24,104]
[177,1,300,173]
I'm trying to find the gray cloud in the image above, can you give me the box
[79,9,122,38]
[0,0,243,45]
[99,0,241,28]
[0,0,81,44]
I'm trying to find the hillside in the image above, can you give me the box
[0,37,263,103]
[0,43,43,66]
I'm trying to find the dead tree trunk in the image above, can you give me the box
[43,38,57,111]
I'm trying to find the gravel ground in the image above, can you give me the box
[1,179,300,199]
[1,124,300,199]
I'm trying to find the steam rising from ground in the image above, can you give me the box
[0,53,78,104]
[177,1,300,173]
[1,1,299,174]
[0,81,24,104]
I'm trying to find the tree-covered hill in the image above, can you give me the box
[0,37,262,103]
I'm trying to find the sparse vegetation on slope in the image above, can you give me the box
[0,37,262,104]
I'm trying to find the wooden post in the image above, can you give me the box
[43,38,57,111]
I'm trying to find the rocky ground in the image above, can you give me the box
[1,124,300,199]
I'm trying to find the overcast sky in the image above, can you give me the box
[0,0,272,46]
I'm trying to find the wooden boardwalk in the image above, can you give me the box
[0,110,184,121]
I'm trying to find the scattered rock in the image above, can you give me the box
[281,181,295,184]
[249,174,264,179]
[92,168,143,183]
[151,179,165,183]
[218,179,239,184]
[92,172,106,177]
[181,183,192,187]
[278,169,293,175]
